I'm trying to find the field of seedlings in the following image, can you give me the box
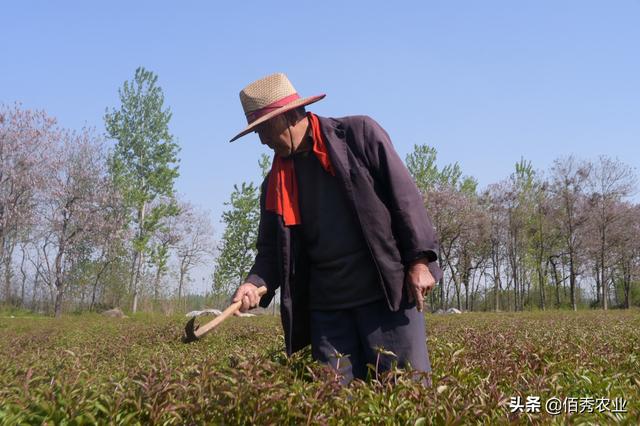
[1,309,638,425]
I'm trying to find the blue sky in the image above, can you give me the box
[2,1,639,290]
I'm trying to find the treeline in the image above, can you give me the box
[0,68,215,317]
[2,69,638,315]
[406,147,639,311]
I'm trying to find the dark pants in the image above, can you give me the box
[310,298,431,384]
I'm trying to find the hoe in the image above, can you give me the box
[182,286,267,343]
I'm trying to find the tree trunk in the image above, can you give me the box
[492,242,501,312]
[89,262,108,312]
[569,250,577,311]
[600,239,607,310]
[131,202,147,314]
[602,267,608,311]
[623,262,631,309]
[494,271,501,312]
[21,272,27,308]
[509,244,519,312]
[599,209,608,310]
[451,268,462,311]
[153,265,162,302]
[178,266,186,301]
[524,267,530,310]
[3,241,15,304]
[53,246,65,318]
[469,269,478,312]
[538,265,545,311]
[463,268,470,311]
[132,251,143,313]
[128,250,138,294]
[594,264,601,307]
[54,282,64,317]
[444,277,452,310]
[549,257,561,308]
[31,270,39,311]
[464,284,469,311]
[20,246,27,307]
[48,279,56,314]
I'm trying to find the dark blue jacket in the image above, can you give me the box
[246,115,443,355]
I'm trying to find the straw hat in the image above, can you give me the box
[230,73,325,142]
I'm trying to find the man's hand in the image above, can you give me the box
[406,258,436,312]
[232,282,261,313]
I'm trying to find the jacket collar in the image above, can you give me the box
[316,115,349,182]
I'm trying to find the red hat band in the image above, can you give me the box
[245,93,301,124]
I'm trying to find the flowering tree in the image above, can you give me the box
[0,104,57,304]
[585,156,637,309]
[40,128,111,317]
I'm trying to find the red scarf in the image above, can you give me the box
[266,112,335,226]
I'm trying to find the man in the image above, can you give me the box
[230,73,442,384]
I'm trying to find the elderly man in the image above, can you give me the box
[231,73,442,384]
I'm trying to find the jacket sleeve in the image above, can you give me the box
[360,116,442,276]
[244,175,280,303]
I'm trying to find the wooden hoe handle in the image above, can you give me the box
[183,285,268,342]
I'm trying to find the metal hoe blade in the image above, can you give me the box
[182,316,200,343]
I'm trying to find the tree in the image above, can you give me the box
[528,180,556,311]
[406,145,439,195]
[609,202,639,309]
[211,154,270,298]
[86,188,128,312]
[549,156,591,311]
[146,197,181,303]
[480,183,509,311]
[104,67,180,313]
[212,182,260,296]
[41,128,110,317]
[504,159,538,311]
[174,202,214,302]
[405,144,478,310]
[586,156,637,310]
[0,105,56,304]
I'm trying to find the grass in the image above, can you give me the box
[1,309,638,425]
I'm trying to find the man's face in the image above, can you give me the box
[254,114,293,157]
